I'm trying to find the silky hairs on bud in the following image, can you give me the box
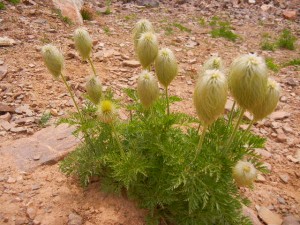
[252,78,280,121]
[41,44,64,79]
[74,28,93,60]
[137,71,159,108]
[97,100,117,123]
[155,48,178,88]
[232,161,257,187]
[137,32,158,69]
[229,54,268,111]
[86,76,102,105]
[200,56,224,76]
[193,70,228,125]
[133,19,154,52]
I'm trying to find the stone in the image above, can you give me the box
[283,10,297,20]
[0,64,7,80]
[243,206,263,225]
[286,78,297,87]
[136,0,159,7]
[0,124,80,171]
[0,37,16,46]
[122,60,140,68]
[277,133,287,143]
[0,103,15,113]
[270,111,290,120]
[256,174,266,183]
[225,99,235,112]
[255,149,272,158]
[282,215,300,225]
[7,176,16,183]
[32,184,41,190]
[26,207,37,220]
[258,207,283,225]
[261,4,272,11]
[279,174,289,183]
[0,112,11,122]
[248,0,255,3]
[10,127,27,133]
[52,0,83,25]
[0,120,13,131]
[68,213,83,225]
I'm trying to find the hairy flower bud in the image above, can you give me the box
[133,19,154,52]
[194,70,228,125]
[97,100,117,123]
[137,71,159,108]
[155,48,178,88]
[233,161,257,187]
[86,76,102,105]
[41,44,64,78]
[252,78,280,121]
[137,32,158,69]
[74,28,93,60]
[229,54,268,111]
[200,56,224,75]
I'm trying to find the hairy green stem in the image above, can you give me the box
[239,119,254,143]
[227,108,245,147]
[197,122,201,133]
[112,125,125,157]
[88,57,97,77]
[61,73,81,116]
[165,87,170,116]
[195,125,208,160]
[227,101,236,126]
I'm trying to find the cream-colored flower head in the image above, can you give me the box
[155,48,178,88]
[86,76,102,105]
[97,100,117,123]
[137,70,159,108]
[252,78,280,121]
[41,44,64,79]
[200,56,224,76]
[133,19,154,52]
[193,69,228,125]
[232,161,257,187]
[74,28,93,60]
[229,53,268,111]
[137,32,158,69]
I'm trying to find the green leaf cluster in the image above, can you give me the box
[209,17,238,42]
[60,88,265,225]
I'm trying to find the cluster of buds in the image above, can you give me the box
[134,19,178,110]
[41,28,116,124]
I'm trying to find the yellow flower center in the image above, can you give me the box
[101,100,113,113]
[243,165,250,173]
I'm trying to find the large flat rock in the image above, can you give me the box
[0,124,80,172]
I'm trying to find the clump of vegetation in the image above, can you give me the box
[0,2,5,10]
[41,19,281,225]
[8,0,20,4]
[103,0,112,15]
[198,17,206,26]
[284,58,300,67]
[103,26,111,35]
[173,22,191,33]
[163,25,173,35]
[80,8,93,21]
[38,112,51,127]
[266,58,280,72]
[54,9,73,25]
[124,13,137,21]
[260,33,276,51]
[277,29,297,50]
[209,16,238,42]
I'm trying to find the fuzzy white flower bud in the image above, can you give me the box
[154,48,178,88]
[201,56,224,75]
[229,54,268,111]
[232,161,257,187]
[252,78,280,121]
[193,70,228,125]
[137,71,159,108]
[97,100,117,123]
[74,28,93,60]
[133,19,154,52]
[137,32,158,69]
[41,44,64,78]
[86,76,102,105]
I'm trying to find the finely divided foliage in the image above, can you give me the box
[41,19,280,225]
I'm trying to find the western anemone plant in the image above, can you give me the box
[41,20,280,225]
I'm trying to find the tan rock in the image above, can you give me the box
[258,207,283,225]
[122,60,140,68]
[243,206,263,225]
[283,10,297,20]
[52,0,83,25]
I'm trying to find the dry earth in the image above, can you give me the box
[0,0,300,224]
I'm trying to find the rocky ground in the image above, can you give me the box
[0,0,299,224]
